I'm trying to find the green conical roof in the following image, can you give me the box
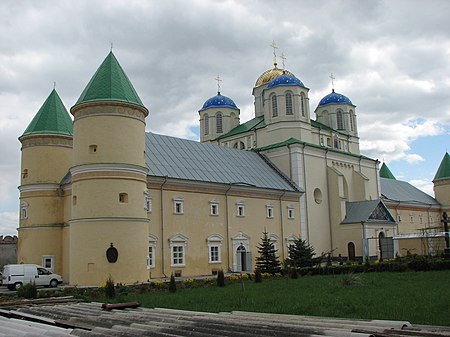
[380,163,396,179]
[21,89,73,138]
[74,51,144,108]
[433,152,450,181]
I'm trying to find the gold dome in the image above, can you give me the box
[255,65,295,87]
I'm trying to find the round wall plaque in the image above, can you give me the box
[106,243,118,263]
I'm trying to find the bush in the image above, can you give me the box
[17,282,38,299]
[169,273,176,293]
[217,270,225,287]
[342,273,361,287]
[254,269,262,283]
[104,275,115,298]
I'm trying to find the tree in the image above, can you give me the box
[169,273,176,293]
[287,238,315,269]
[255,231,281,274]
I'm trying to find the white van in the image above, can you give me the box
[2,264,63,291]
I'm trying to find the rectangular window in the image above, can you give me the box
[266,206,274,218]
[211,204,218,215]
[209,245,220,263]
[147,246,155,269]
[21,207,28,220]
[326,138,331,147]
[429,216,433,224]
[237,205,245,217]
[174,200,184,214]
[419,214,423,224]
[42,256,54,271]
[397,214,402,222]
[410,214,414,223]
[145,196,152,212]
[172,246,184,266]
[287,208,294,219]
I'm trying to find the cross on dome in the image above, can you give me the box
[281,53,286,70]
[330,73,335,92]
[270,40,278,66]
[215,74,222,94]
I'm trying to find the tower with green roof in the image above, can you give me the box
[18,88,73,271]
[69,51,149,285]
[379,163,396,180]
[433,152,450,209]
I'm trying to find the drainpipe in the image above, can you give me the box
[160,176,168,278]
[302,143,310,242]
[325,148,334,253]
[225,183,232,272]
[287,144,292,179]
[279,191,286,261]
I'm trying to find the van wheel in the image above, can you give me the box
[50,279,58,288]
[7,285,15,291]
[14,282,23,290]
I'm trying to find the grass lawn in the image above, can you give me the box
[108,271,450,326]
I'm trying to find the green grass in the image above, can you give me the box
[109,271,450,326]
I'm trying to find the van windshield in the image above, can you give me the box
[37,267,51,275]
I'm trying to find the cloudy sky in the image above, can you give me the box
[1,0,449,235]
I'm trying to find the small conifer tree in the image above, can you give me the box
[255,231,281,274]
[104,275,115,298]
[169,273,177,293]
[287,238,315,269]
[217,269,225,287]
[254,268,262,283]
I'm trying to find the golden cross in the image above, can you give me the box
[270,40,278,65]
[330,73,335,91]
[215,74,222,93]
[110,42,113,52]
[281,53,286,70]
[53,81,56,90]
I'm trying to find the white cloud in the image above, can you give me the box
[409,179,435,197]
[0,212,18,235]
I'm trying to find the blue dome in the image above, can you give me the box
[200,93,238,111]
[318,90,353,107]
[267,73,304,89]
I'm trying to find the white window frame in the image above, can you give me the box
[271,95,278,117]
[42,256,54,271]
[20,201,28,220]
[216,112,223,134]
[285,92,293,115]
[207,234,223,263]
[173,197,184,214]
[204,114,209,135]
[301,93,306,117]
[236,202,245,217]
[287,206,295,219]
[266,205,274,219]
[147,235,157,269]
[337,110,344,130]
[169,234,188,267]
[144,190,152,212]
[171,245,185,266]
[210,201,219,216]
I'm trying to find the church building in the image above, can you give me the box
[17,50,449,285]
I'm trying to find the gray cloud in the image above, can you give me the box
[0,0,449,235]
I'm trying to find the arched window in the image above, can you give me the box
[301,93,306,117]
[216,112,223,133]
[204,115,209,135]
[271,95,278,117]
[348,242,355,261]
[337,110,344,130]
[349,110,355,131]
[285,93,293,115]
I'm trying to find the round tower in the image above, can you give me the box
[433,152,450,210]
[18,89,73,275]
[69,51,149,285]
[199,92,240,143]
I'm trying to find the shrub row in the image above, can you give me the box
[297,257,450,276]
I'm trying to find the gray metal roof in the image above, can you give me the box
[145,133,300,192]
[380,177,439,206]
[342,199,396,224]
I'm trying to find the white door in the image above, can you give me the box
[35,267,52,286]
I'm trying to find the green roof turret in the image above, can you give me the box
[380,163,396,180]
[73,51,145,109]
[21,89,73,138]
[433,152,450,181]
